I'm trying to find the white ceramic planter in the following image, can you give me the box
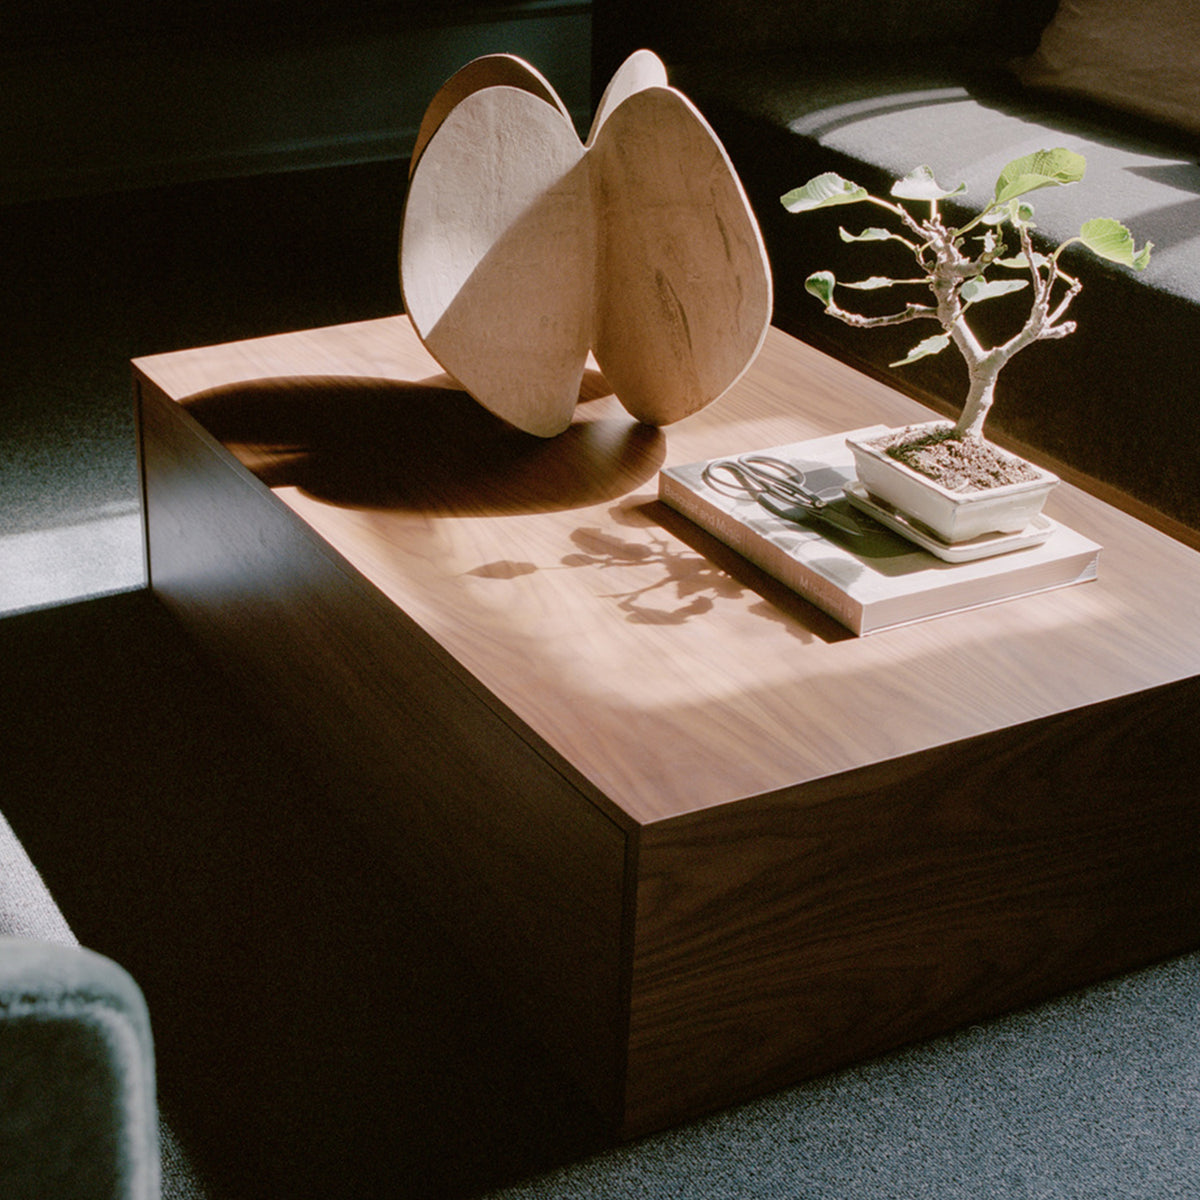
[846,422,1059,543]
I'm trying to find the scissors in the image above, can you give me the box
[701,454,863,536]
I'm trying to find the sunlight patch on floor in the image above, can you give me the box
[0,506,145,616]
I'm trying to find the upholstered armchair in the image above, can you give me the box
[0,937,159,1200]
[1,802,160,1200]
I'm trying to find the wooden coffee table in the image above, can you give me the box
[135,316,1200,1136]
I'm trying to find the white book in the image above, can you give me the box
[658,429,1101,636]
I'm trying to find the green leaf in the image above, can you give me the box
[891,165,967,202]
[805,271,837,307]
[782,173,870,212]
[1078,218,1153,270]
[995,251,1050,270]
[839,226,896,243]
[982,199,1037,226]
[890,334,951,367]
[842,276,904,290]
[993,148,1086,205]
[961,277,1029,304]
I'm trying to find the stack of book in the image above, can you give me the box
[658,429,1100,636]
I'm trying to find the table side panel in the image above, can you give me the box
[624,678,1200,1134]
[138,376,633,1119]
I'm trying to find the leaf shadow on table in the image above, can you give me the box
[466,496,851,642]
[180,371,665,516]
[648,499,854,642]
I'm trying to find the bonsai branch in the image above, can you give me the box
[823,300,939,328]
[782,149,1151,446]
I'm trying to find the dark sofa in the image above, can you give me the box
[593,0,1200,539]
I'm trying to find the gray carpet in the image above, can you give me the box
[490,955,1200,1198]
[3,162,410,615]
[3,163,1199,1199]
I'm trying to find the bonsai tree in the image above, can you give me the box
[780,148,1152,442]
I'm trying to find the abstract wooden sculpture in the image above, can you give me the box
[400,51,773,436]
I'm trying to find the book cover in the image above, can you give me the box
[658,428,1101,636]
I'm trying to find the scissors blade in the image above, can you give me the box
[812,503,868,537]
[757,493,864,537]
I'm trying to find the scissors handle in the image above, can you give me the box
[700,454,864,537]
[737,455,833,510]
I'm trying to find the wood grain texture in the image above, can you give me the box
[134,316,1200,828]
[408,53,569,174]
[625,677,1200,1131]
[586,48,669,141]
[590,82,772,424]
[138,374,632,1118]
[399,52,771,433]
[135,314,1200,1137]
[400,84,592,437]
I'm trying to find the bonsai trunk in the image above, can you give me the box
[954,367,999,439]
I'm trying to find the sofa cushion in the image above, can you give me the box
[1014,0,1200,139]
[680,54,1199,304]
[668,52,1200,531]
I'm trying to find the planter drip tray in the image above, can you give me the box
[845,481,1057,562]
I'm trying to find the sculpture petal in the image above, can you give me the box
[590,85,772,425]
[586,48,670,147]
[400,53,772,435]
[409,53,570,175]
[401,85,592,437]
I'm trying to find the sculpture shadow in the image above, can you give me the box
[182,371,665,516]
